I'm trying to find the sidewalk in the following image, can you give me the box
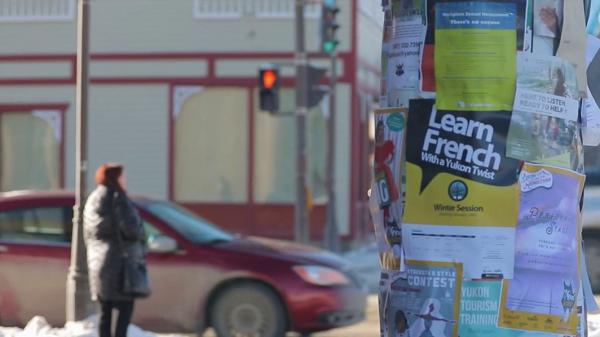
[3,295,600,337]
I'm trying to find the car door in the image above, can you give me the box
[0,205,72,326]
[132,214,209,333]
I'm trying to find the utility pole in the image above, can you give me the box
[294,0,309,244]
[66,0,91,321]
[324,52,340,252]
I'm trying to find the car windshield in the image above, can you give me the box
[144,201,233,244]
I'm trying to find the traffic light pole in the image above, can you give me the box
[295,0,310,244]
[324,52,340,251]
[66,0,92,322]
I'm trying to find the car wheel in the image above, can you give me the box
[584,233,600,293]
[211,283,286,337]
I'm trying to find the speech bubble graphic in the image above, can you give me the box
[407,99,520,193]
[519,169,553,192]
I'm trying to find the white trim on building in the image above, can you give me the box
[193,0,320,19]
[0,0,75,22]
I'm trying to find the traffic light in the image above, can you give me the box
[307,64,328,108]
[259,65,280,113]
[321,0,339,54]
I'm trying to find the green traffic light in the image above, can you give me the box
[323,40,339,53]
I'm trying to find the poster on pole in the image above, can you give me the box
[381,0,428,108]
[506,52,583,171]
[379,271,392,337]
[434,1,517,111]
[531,0,563,56]
[402,99,519,279]
[555,0,586,94]
[370,182,403,271]
[373,108,408,266]
[385,261,462,337]
[459,280,563,337]
[498,163,584,335]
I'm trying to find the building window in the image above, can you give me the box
[1,111,62,191]
[173,87,248,203]
[253,89,327,204]
[193,0,319,19]
[0,0,75,22]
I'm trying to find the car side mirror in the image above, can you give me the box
[148,235,178,253]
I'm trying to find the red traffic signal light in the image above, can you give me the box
[261,69,278,89]
[259,66,280,113]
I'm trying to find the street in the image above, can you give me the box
[201,295,380,337]
[312,295,379,337]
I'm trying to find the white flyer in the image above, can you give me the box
[401,224,515,280]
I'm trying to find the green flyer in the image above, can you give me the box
[435,1,517,111]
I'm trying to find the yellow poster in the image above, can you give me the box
[403,99,520,227]
[401,99,520,279]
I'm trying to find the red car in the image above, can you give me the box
[0,190,366,337]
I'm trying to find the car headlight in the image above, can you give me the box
[292,265,350,286]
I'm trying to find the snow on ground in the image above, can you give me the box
[3,304,600,337]
[0,316,179,337]
[3,313,600,337]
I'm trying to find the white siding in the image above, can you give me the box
[336,84,351,235]
[357,6,383,72]
[0,0,75,22]
[88,85,169,199]
[0,0,353,54]
[0,85,169,198]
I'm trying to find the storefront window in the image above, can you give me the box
[174,88,248,203]
[253,89,327,203]
[1,112,60,191]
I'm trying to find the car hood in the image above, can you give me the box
[214,236,350,270]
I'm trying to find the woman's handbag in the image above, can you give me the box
[121,254,151,298]
[111,192,151,298]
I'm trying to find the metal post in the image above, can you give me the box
[295,0,309,244]
[66,0,92,322]
[324,52,340,252]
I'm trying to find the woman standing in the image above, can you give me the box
[83,163,147,337]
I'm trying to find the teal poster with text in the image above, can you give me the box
[459,281,558,337]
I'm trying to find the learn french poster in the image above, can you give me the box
[402,99,519,279]
[403,99,520,227]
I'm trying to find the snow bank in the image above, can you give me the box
[4,313,600,337]
[0,316,179,337]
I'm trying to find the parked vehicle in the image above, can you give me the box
[0,190,367,337]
